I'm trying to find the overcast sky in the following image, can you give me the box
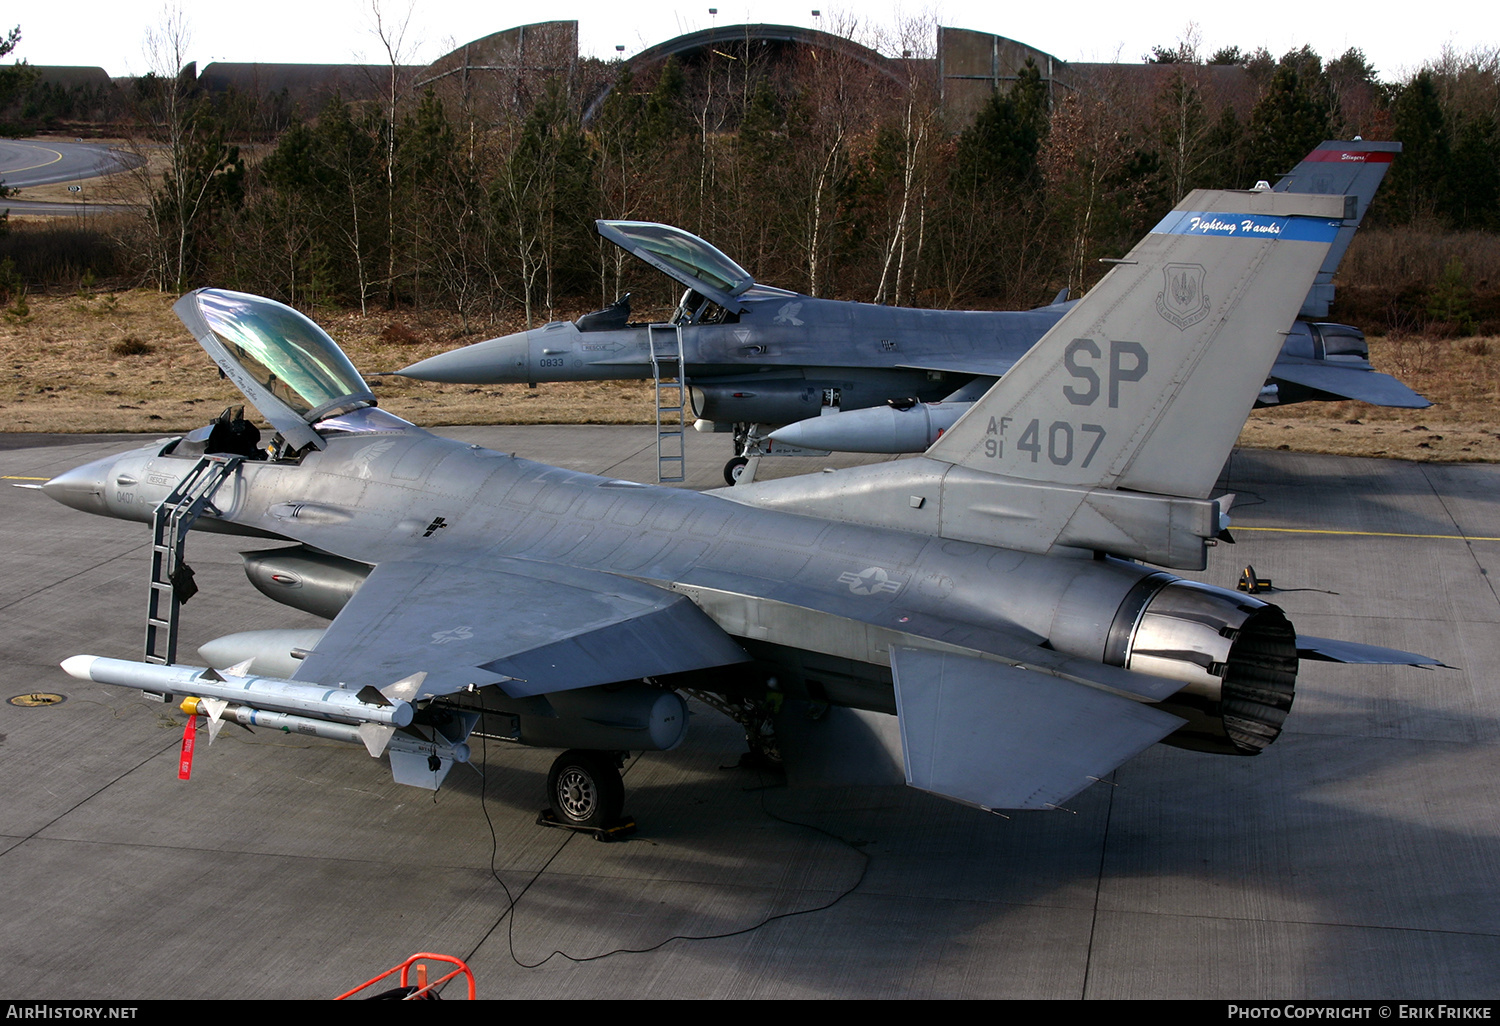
[9,1,1480,83]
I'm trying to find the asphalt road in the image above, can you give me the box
[3,427,1498,999]
[0,137,142,215]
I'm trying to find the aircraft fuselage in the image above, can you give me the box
[400,292,1063,423]
[46,406,1279,756]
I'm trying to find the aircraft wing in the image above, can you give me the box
[292,557,751,699]
[1269,358,1431,408]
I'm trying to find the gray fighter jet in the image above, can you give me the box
[398,141,1420,484]
[43,184,1440,828]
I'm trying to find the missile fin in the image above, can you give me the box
[200,697,229,744]
[381,671,427,704]
[389,748,454,790]
[354,684,393,708]
[358,722,396,757]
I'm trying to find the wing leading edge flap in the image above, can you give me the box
[890,646,1184,812]
[294,557,751,699]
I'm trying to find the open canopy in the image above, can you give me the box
[174,289,375,451]
[596,220,754,312]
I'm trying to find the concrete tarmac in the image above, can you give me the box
[2,426,1497,999]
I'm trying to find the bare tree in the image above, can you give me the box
[366,0,418,307]
[871,14,943,305]
[780,14,884,297]
[134,4,244,290]
[1041,68,1155,296]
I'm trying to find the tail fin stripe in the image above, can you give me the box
[1151,210,1344,243]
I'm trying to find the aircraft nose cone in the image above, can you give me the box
[396,331,531,384]
[41,456,113,515]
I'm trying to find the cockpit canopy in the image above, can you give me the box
[596,220,755,313]
[174,288,376,451]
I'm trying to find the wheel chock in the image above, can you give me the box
[536,808,638,841]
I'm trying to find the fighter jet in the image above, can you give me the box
[43,185,1440,828]
[397,141,1421,484]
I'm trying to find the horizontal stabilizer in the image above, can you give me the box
[1269,360,1431,408]
[942,377,998,403]
[890,646,1183,811]
[1297,635,1451,668]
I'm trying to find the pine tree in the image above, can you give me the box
[1246,65,1330,181]
[952,59,1048,196]
[1386,71,1450,223]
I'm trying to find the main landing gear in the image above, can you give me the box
[539,749,635,840]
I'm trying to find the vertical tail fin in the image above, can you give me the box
[925,188,1351,500]
[1272,140,1401,318]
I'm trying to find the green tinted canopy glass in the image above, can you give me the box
[196,290,372,419]
[597,221,754,310]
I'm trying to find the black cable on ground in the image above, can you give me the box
[465,731,871,973]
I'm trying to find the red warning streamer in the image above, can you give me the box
[178,716,197,780]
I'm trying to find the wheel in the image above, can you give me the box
[723,455,750,485]
[546,750,624,828]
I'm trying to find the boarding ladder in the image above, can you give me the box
[145,453,245,668]
[648,323,688,483]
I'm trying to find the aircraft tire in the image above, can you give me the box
[723,456,750,485]
[547,749,624,828]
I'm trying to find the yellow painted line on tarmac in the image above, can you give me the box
[2,475,50,481]
[0,143,64,175]
[1237,525,1500,542]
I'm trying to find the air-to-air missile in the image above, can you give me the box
[59,654,414,725]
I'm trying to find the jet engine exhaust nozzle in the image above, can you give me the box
[1111,580,1299,756]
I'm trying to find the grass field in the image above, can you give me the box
[2,288,1496,462]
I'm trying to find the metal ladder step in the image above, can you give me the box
[648,323,689,483]
[144,453,245,668]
